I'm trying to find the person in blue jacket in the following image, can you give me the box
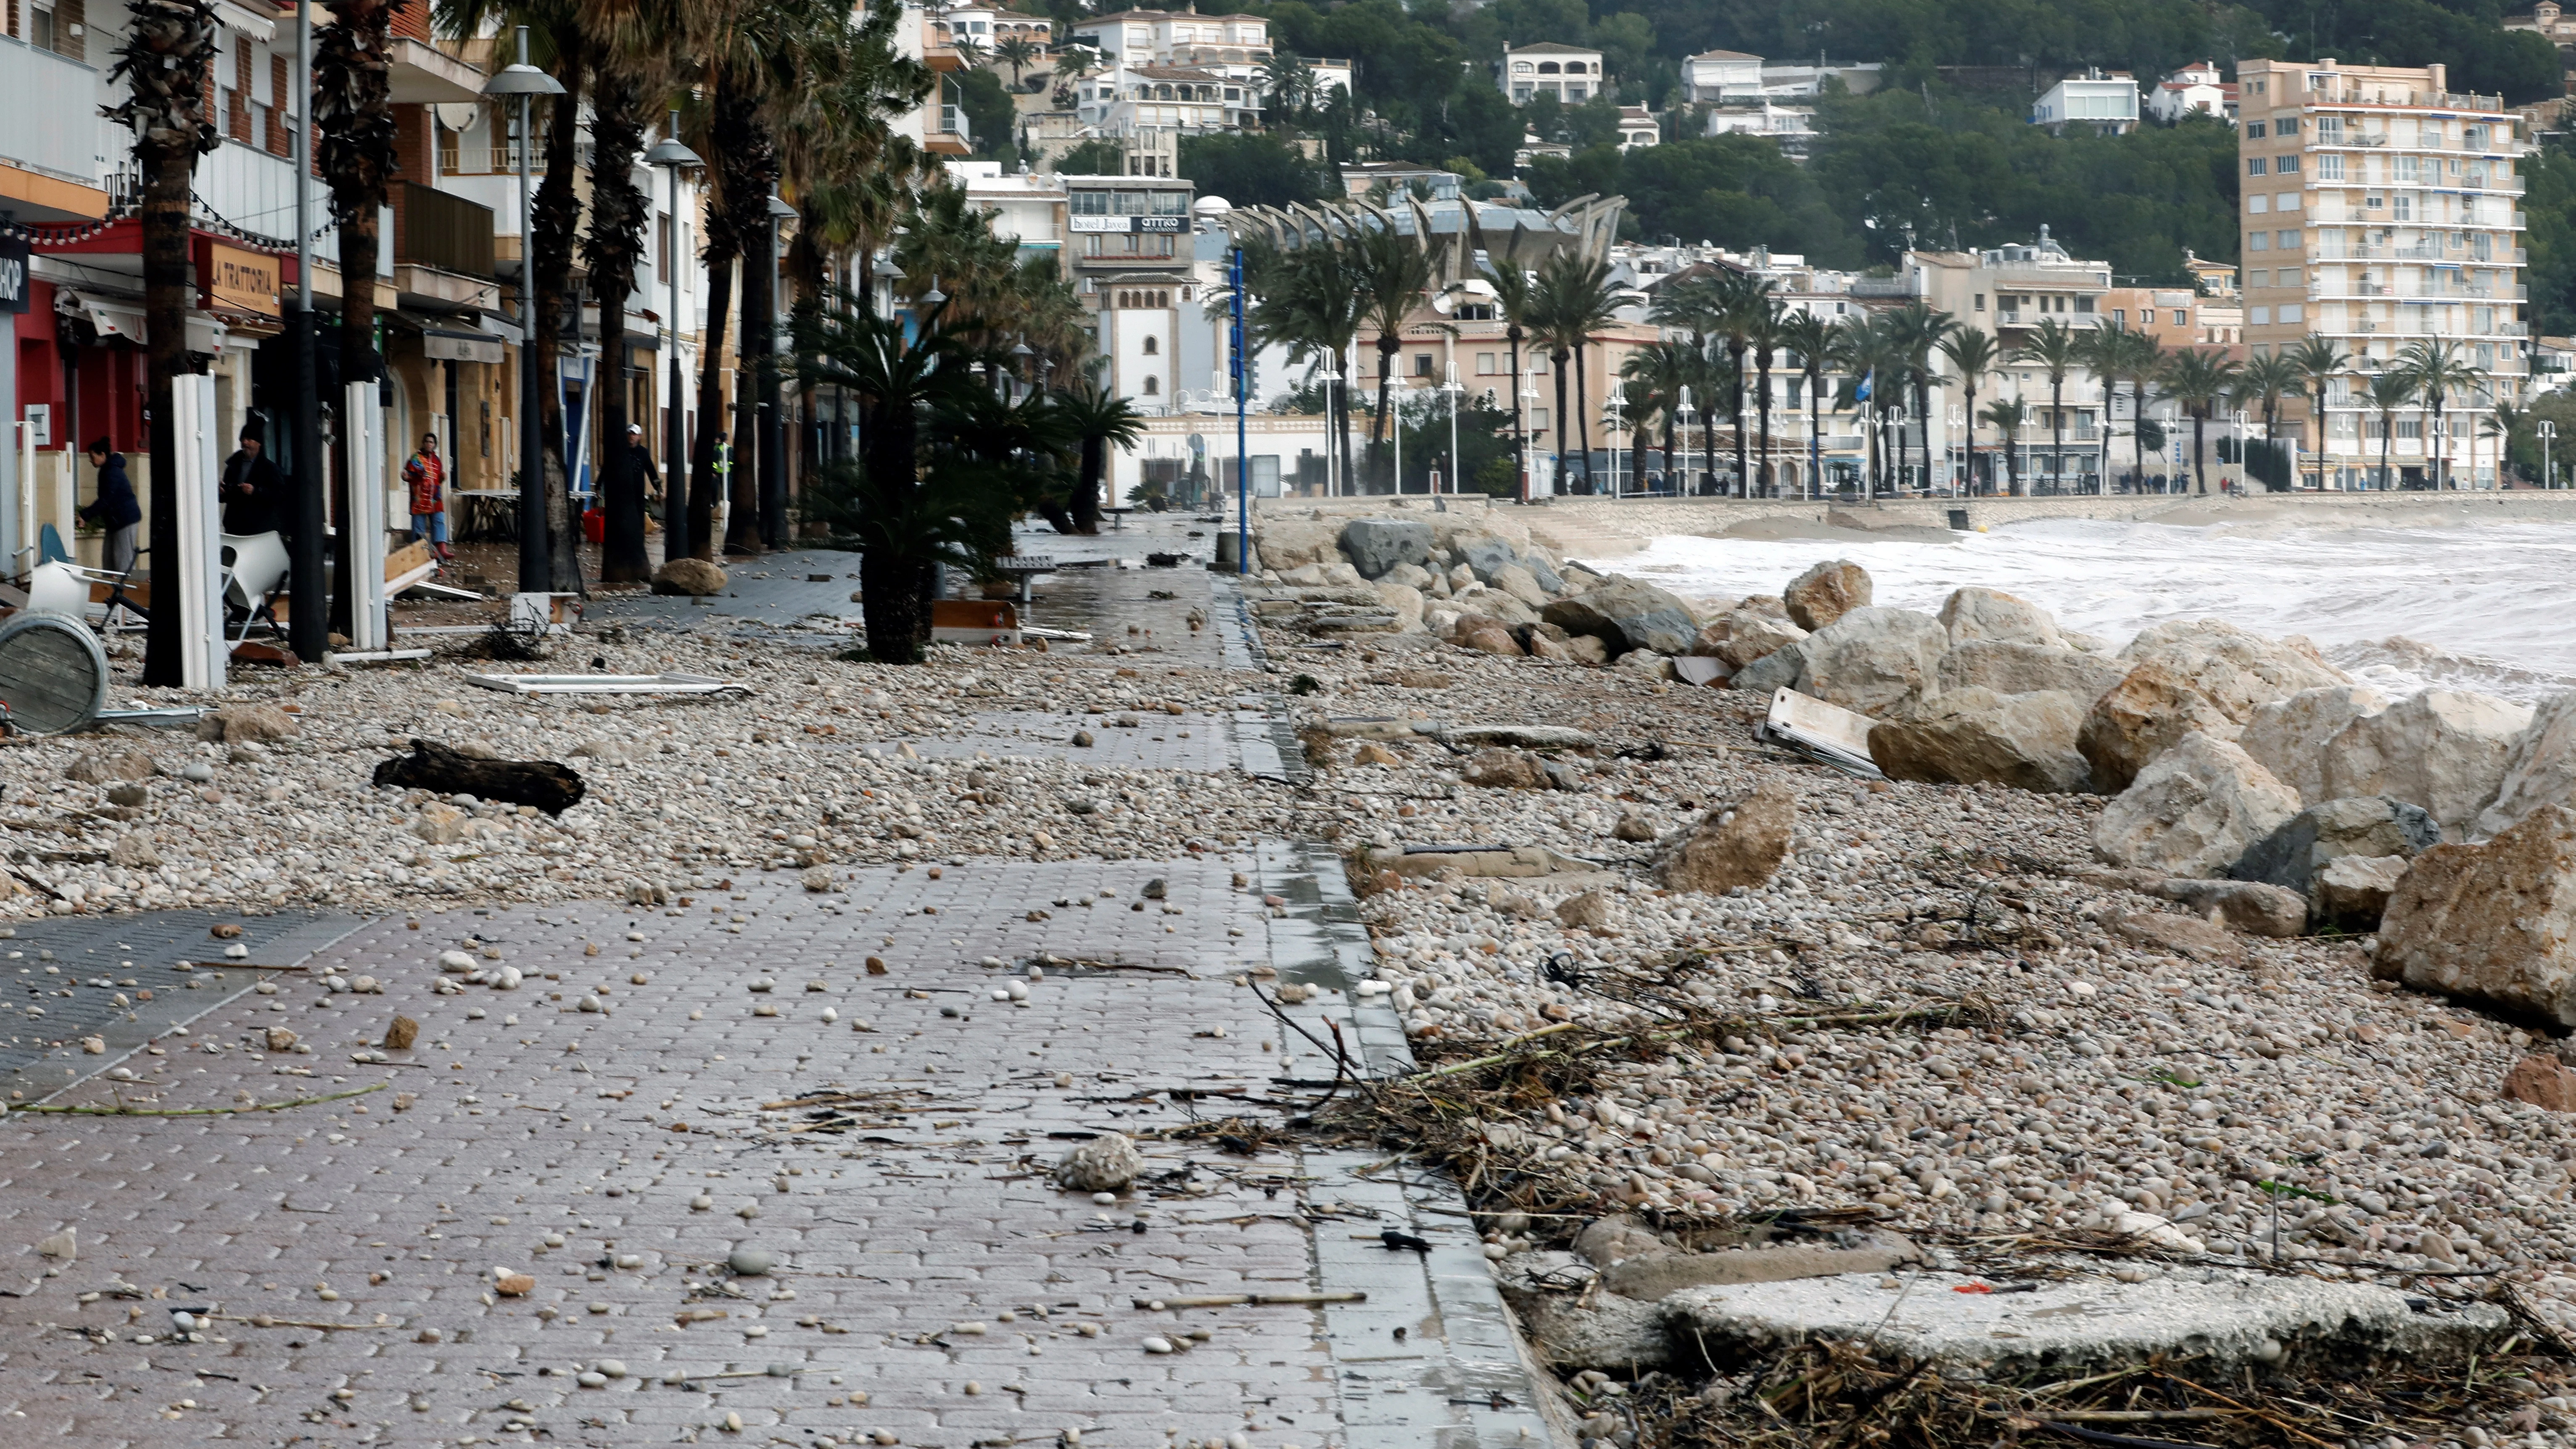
[78,438,141,575]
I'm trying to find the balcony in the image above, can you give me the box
[929,103,971,156]
[0,36,107,199]
[396,182,495,279]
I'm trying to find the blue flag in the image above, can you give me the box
[1855,368,1874,403]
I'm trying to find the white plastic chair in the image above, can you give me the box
[219,531,290,644]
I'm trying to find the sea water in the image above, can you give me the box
[1603,517,2576,703]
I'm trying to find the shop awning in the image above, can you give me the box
[58,290,229,354]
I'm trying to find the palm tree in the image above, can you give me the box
[2011,317,2084,495]
[1882,301,1957,496]
[1246,238,1364,494]
[1982,396,2025,496]
[1747,298,1790,496]
[1780,311,1832,500]
[1481,248,1539,500]
[1711,273,1770,495]
[2073,322,2127,493]
[2367,371,2416,490]
[2110,328,2166,492]
[948,34,989,69]
[2230,350,2305,491]
[1620,340,1699,491]
[1526,251,1622,494]
[1260,51,1315,120]
[1830,313,1896,499]
[1053,382,1147,531]
[2156,348,2241,495]
[1351,221,1446,491]
[317,0,404,620]
[1936,326,2001,494]
[103,0,220,686]
[2398,339,2483,490]
[992,34,1041,89]
[2283,334,2350,491]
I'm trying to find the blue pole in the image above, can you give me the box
[1231,246,1248,575]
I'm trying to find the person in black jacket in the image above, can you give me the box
[78,439,142,575]
[221,425,283,536]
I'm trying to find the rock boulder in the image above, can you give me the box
[1691,610,1809,669]
[1461,748,1554,789]
[651,557,729,596]
[2320,689,2534,840]
[1938,587,2063,648]
[2082,621,2351,791]
[2314,854,2407,933]
[1662,782,1796,894]
[2093,732,2302,878]
[2239,684,2389,806]
[1489,564,1551,608]
[1541,575,1700,656]
[1784,560,1871,631]
[1936,640,2124,702]
[2145,878,2308,937]
[1454,534,1523,582]
[2476,692,2576,839]
[1793,607,1947,717]
[2228,795,2440,901]
[1254,518,1342,572]
[1340,518,1434,578]
[1867,687,2090,793]
[2373,803,2576,1026]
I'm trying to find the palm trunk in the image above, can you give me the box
[1506,326,1526,500]
[721,103,779,554]
[1550,347,1569,496]
[1660,415,1674,490]
[2193,412,2207,494]
[124,0,219,686]
[2046,381,2062,496]
[1806,375,1821,499]
[1574,342,1593,495]
[1371,338,1398,491]
[1727,341,1747,496]
[2433,402,2446,490]
[2100,377,2116,494]
[1754,349,1773,497]
[583,66,653,583]
[858,387,924,660]
[1958,377,1975,494]
[2131,382,2149,493]
[534,34,586,590]
[688,257,737,559]
[317,0,397,631]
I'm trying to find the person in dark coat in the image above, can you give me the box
[221,425,284,536]
[78,438,142,575]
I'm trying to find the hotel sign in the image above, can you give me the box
[0,235,26,314]
[1069,214,1185,233]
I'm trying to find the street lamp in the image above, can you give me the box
[2543,419,2558,489]
[1520,365,1544,496]
[1439,360,1464,503]
[1315,363,1341,498]
[1675,385,1696,498]
[760,187,797,547]
[1601,394,1625,499]
[644,110,701,562]
[485,26,565,593]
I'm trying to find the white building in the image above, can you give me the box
[1705,100,1817,152]
[1500,43,1605,105]
[2146,60,2235,124]
[2031,71,2141,134]
[1756,60,1883,97]
[1681,50,1763,104]
[1617,106,1659,150]
[1069,9,1272,68]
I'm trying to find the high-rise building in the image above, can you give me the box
[2236,58,2528,489]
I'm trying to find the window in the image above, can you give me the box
[1071,191,1110,215]
[2251,305,2272,324]
[2249,231,2269,250]
[2246,120,2267,138]
[2075,296,2093,313]
[2394,154,2419,182]
[2112,308,2127,324]
[1512,61,1532,74]
[1151,190,1187,215]
[2275,229,2301,250]
[2280,303,2303,322]
[2247,157,2268,176]
[2317,115,2343,140]
[2278,116,2300,134]
[2276,155,2300,174]
[1413,353,1433,377]
[1973,293,1985,311]
[1141,335,1158,355]
[1530,408,1548,430]
[1537,61,1559,74]
[1476,352,1497,375]
[2392,193,2412,221]
[2248,193,2269,214]
[1143,375,1159,395]
[2319,154,2345,181]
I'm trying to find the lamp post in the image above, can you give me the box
[288,0,324,662]
[760,187,796,548]
[1520,365,1544,496]
[1601,394,1624,499]
[2542,419,2557,489]
[1315,363,1341,498]
[1675,386,1695,499]
[486,29,565,592]
[1229,245,1247,572]
[1439,360,1463,503]
[644,112,700,563]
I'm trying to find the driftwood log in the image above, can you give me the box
[372,740,586,815]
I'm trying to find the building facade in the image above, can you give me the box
[1499,43,1604,105]
[2235,56,2529,488]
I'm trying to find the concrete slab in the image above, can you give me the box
[1661,1270,2512,1376]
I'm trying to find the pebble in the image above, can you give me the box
[728,1246,775,1275]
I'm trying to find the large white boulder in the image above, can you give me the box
[2374,804,2576,1026]
[2476,692,2576,839]
[1254,517,1343,572]
[1690,610,1808,670]
[1935,641,2123,702]
[1783,560,1871,631]
[2320,688,2534,841]
[2079,621,2351,792]
[2093,732,2302,878]
[1540,575,1700,656]
[2238,684,2389,806]
[1792,607,1947,717]
[1867,688,2090,793]
[1937,587,2063,648]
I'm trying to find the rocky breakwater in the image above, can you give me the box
[1269,551,2576,1412]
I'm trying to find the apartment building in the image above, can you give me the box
[1499,43,1604,105]
[1898,231,2127,492]
[2235,57,2529,488]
